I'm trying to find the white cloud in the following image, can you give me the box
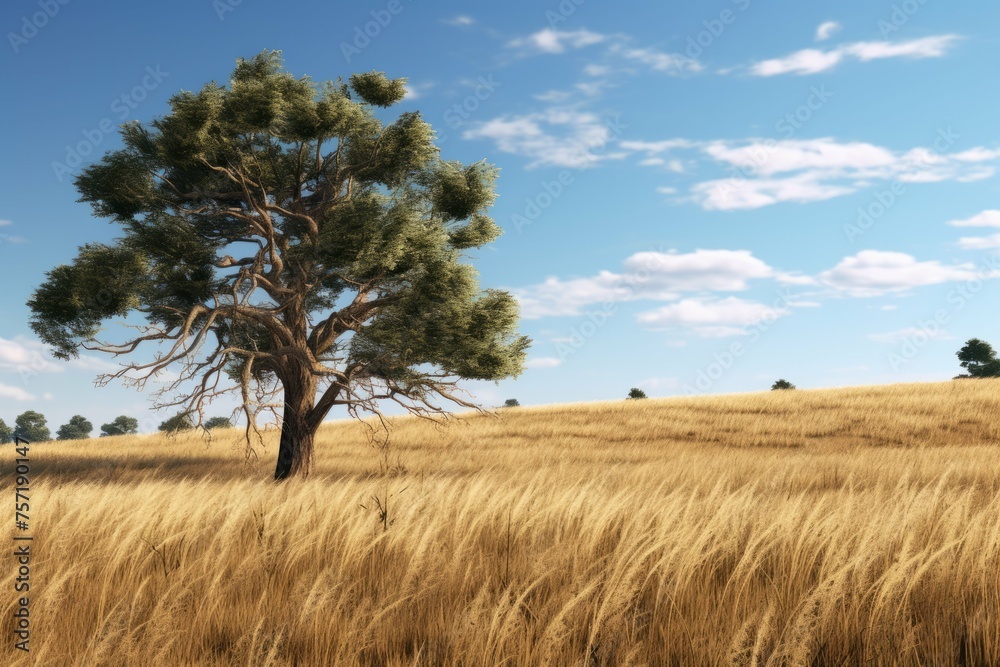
[614,46,702,74]
[444,15,475,27]
[0,383,35,401]
[868,327,952,343]
[947,210,1000,228]
[0,219,11,226]
[515,249,776,318]
[750,34,959,76]
[635,297,790,337]
[524,357,562,369]
[402,82,433,101]
[819,251,980,297]
[463,109,622,169]
[583,64,612,77]
[508,28,608,55]
[815,21,841,42]
[693,172,854,211]
[619,137,1000,210]
[956,234,1000,250]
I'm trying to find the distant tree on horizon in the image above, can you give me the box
[158,412,195,434]
[204,416,233,430]
[0,419,11,444]
[627,388,648,400]
[957,338,1000,378]
[13,411,50,442]
[771,379,796,390]
[503,398,520,408]
[100,415,140,437]
[56,415,93,440]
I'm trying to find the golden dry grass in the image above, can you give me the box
[3,380,1000,665]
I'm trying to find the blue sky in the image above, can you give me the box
[2,0,999,434]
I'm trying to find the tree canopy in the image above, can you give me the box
[28,51,528,477]
[57,415,94,440]
[957,338,1000,378]
[101,415,140,437]
[771,379,796,390]
[13,411,50,442]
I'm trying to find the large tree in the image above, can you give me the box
[0,419,12,444]
[28,51,528,478]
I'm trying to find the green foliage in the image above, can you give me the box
[26,50,529,477]
[771,379,796,390]
[0,419,11,444]
[204,416,233,430]
[13,411,50,442]
[503,399,520,408]
[57,415,93,441]
[158,412,195,434]
[101,416,140,437]
[627,388,647,400]
[957,338,1000,378]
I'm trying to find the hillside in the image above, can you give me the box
[4,380,1000,665]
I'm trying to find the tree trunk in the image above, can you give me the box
[274,370,318,480]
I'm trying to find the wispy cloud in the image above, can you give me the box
[524,357,563,369]
[636,296,791,337]
[462,109,624,169]
[868,327,952,343]
[819,251,981,297]
[750,34,960,76]
[947,210,1000,227]
[444,15,475,27]
[0,383,35,401]
[815,21,841,42]
[513,249,778,319]
[507,28,608,55]
[620,137,1000,210]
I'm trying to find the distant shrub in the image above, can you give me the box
[204,417,233,430]
[101,416,139,437]
[502,399,520,408]
[158,412,195,434]
[627,388,647,400]
[771,379,796,390]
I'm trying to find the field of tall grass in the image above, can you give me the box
[3,380,999,665]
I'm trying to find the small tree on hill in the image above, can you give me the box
[502,398,520,408]
[627,388,647,400]
[0,419,12,444]
[13,411,50,442]
[204,416,233,430]
[957,338,1000,378]
[57,415,94,440]
[101,415,140,437]
[158,412,195,434]
[771,379,796,390]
